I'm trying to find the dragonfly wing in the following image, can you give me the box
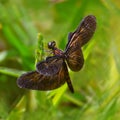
[65,15,96,71]
[17,60,74,92]
[36,56,63,75]
[65,44,84,71]
[66,15,96,50]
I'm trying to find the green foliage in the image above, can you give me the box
[0,0,120,120]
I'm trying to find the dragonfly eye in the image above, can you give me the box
[48,41,56,49]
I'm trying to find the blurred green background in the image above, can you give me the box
[0,0,120,120]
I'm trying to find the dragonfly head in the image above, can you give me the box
[48,41,56,50]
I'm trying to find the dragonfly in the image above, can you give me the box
[17,15,96,93]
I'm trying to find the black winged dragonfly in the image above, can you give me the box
[17,15,96,93]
